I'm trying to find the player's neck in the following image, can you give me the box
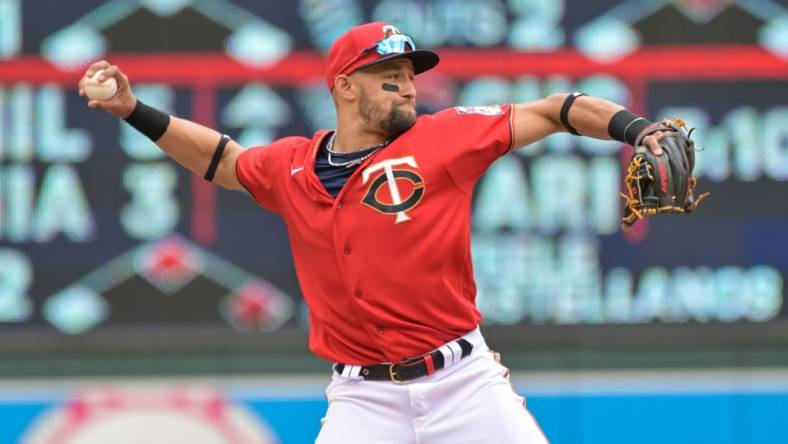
[332,120,388,154]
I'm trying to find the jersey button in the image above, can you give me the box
[336,203,342,209]
[355,290,362,299]
[343,246,351,255]
[377,327,385,334]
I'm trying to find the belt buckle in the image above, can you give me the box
[388,363,404,384]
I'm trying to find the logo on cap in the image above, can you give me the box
[381,25,401,37]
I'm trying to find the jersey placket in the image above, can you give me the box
[329,150,393,355]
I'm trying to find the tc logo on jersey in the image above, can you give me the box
[361,156,424,223]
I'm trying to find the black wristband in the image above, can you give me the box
[204,134,230,182]
[124,99,171,142]
[560,92,587,136]
[608,109,652,146]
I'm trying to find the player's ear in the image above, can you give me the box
[333,75,357,101]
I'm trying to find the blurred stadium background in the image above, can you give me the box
[1,0,787,442]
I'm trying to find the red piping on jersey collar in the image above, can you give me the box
[308,130,332,169]
[304,130,334,200]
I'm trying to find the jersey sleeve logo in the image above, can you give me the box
[361,156,425,224]
[454,105,503,116]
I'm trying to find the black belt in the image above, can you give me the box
[335,338,473,383]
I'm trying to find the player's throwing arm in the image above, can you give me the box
[78,60,245,190]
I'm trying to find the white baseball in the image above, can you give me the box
[84,69,118,101]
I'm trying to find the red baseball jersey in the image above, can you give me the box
[236,104,514,365]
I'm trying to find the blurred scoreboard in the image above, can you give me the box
[1,0,788,352]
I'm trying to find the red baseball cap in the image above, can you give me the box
[325,22,440,90]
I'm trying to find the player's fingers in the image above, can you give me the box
[644,136,663,155]
[98,65,120,82]
[87,60,110,74]
[115,71,131,91]
[651,130,667,140]
[84,60,110,80]
[79,74,92,96]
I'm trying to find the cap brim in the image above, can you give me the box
[356,49,440,75]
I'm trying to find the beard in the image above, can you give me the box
[359,89,417,138]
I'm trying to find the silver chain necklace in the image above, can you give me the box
[326,132,389,168]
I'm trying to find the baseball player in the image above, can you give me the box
[80,22,675,444]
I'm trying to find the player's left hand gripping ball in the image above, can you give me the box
[620,118,710,230]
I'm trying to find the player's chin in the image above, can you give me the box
[381,109,417,137]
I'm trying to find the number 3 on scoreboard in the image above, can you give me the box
[0,248,33,321]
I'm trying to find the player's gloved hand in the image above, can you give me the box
[620,118,710,231]
[78,60,137,119]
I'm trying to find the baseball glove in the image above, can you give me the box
[620,118,709,230]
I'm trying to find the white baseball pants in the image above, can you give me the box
[315,328,549,444]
